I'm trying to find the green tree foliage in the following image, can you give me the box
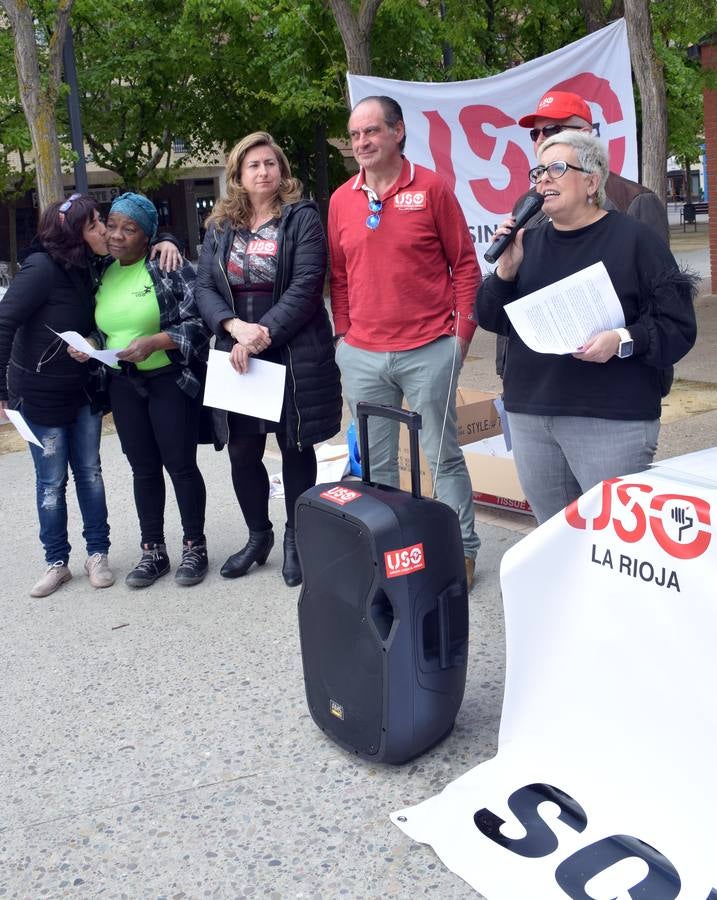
[0,26,36,271]
[0,0,73,209]
[70,0,215,190]
[183,0,348,219]
[0,0,711,206]
[651,0,716,165]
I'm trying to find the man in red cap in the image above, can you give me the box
[517,90,669,242]
[495,90,670,377]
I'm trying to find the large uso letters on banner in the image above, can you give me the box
[348,20,635,269]
[391,464,717,898]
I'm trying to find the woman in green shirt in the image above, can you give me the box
[95,193,211,588]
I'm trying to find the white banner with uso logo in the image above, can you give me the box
[392,451,717,898]
[347,19,634,267]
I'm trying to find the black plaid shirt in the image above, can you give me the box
[93,256,210,398]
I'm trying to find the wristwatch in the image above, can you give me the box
[615,328,634,359]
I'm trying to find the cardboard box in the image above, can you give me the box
[397,387,533,515]
[463,435,533,514]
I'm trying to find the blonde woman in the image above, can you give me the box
[196,132,341,587]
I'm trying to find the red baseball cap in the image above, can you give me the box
[518,91,593,128]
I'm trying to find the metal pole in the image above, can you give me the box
[62,26,88,194]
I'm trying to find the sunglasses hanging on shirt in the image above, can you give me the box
[365,190,383,230]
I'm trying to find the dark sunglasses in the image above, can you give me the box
[528,124,584,142]
[365,195,382,230]
[528,160,589,184]
[529,122,601,142]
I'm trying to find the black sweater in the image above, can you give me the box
[476,212,697,421]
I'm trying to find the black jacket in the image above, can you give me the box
[196,200,342,450]
[0,244,99,425]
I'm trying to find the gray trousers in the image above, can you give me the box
[507,411,660,525]
[336,336,480,559]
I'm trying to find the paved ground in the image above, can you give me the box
[0,230,714,899]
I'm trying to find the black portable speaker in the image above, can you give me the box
[296,402,469,764]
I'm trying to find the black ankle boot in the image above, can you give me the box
[282,527,302,587]
[220,529,274,578]
[125,542,170,589]
[175,538,208,586]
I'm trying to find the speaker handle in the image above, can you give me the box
[356,402,423,499]
[437,582,463,669]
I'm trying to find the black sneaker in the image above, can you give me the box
[125,542,170,589]
[175,539,208,586]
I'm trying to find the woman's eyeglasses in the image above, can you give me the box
[366,195,382,230]
[528,161,589,184]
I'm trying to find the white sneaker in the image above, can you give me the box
[84,553,115,589]
[30,561,72,598]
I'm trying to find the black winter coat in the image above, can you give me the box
[0,244,99,426]
[196,200,342,450]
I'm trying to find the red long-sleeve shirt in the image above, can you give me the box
[328,159,480,351]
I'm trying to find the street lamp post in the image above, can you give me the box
[62,25,88,194]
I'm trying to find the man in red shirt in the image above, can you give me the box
[328,95,481,585]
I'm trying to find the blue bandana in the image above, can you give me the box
[109,192,158,239]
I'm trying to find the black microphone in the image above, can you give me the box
[483,193,545,264]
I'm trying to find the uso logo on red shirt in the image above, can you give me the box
[394,191,427,211]
[246,239,278,256]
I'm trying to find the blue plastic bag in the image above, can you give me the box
[346,421,362,477]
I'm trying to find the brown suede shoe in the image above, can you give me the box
[30,561,72,598]
[465,556,476,592]
[85,553,115,589]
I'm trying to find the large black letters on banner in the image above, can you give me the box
[554,834,681,899]
[474,783,588,858]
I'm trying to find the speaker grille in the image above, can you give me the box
[298,505,384,755]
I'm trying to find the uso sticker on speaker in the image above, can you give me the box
[319,486,362,506]
[384,543,425,578]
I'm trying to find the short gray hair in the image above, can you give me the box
[539,130,609,206]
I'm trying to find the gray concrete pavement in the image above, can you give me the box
[1,418,515,899]
[1,237,714,898]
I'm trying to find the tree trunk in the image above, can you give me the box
[579,0,608,33]
[1,0,75,210]
[580,0,624,32]
[624,0,667,203]
[27,98,66,209]
[328,0,383,79]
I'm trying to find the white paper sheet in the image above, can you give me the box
[203,348,286,422]
[505,261,625,354]
[5,409,43,447]
[53,329,122,366]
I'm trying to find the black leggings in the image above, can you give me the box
[227,430,316,532]
[109,369,206,545]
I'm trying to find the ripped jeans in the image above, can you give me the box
[26,404,110,565]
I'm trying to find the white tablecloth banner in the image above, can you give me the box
[392,463,717,898]
[348,19,635,267]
